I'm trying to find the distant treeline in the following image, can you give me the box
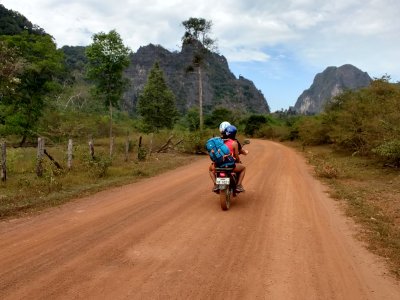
[250,77,400,167]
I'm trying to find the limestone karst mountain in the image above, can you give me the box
[294,64,372,114]
[123,43,270,115]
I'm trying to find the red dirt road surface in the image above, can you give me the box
[1,140,399,299]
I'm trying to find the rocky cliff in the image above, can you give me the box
[1,4,269,116]
[294,64,372,114]
[123,43,270,115]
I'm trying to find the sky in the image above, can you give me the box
[1,0,399,112]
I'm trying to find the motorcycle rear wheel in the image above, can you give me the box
[220,188,231,211]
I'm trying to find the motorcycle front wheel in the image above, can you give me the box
[219,188,231,211]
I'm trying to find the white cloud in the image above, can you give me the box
[224,48,271,62]
[1,0,400,110]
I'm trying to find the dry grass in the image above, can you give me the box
[0,140,199,220]
[289,142,400,277]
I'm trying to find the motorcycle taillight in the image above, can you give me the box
[220,173,226,177]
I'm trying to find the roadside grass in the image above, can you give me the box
[288,142,400,277]
[0,138,200,220]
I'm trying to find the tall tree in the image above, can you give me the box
[86,30,131,156]
[0,32,64,144]
[181,17,216,130]
[137,62,178,132]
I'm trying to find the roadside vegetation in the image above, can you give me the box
[0,132,203,219]
[297,144,400,276]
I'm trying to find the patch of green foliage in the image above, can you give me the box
[267,77,400,167]
[372,140,400,167]
[0,133,201,219]
[300,77,400,162]
[137,62,178,132]
[0,32,64,144]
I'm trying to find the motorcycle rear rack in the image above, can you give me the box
[215,167,235,172]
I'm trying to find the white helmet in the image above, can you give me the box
[219,121,231,133]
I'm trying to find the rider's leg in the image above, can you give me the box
[209,163,216,183]
[238,167,246,185]
[236,164,245,184]
[209,163,218,192]
[234,164,246,191]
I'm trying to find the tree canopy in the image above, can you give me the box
[86,29,131,154]
[0,32,64,143]
[86,30,131,109]
[181,17,216,51]
[137,62,178,132]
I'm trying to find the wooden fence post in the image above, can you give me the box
[149,133,154,156]
[1,142,6,182]
[125,135,130,162]
[137,136,145,161]
[89,138,95,159]
[138,136,142,150]
[110,136,114,158]
[36,137,44,177]
[67,139,73,170]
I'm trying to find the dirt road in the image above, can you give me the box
[0,140,399,299]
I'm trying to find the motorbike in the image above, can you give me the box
[214,139,250,211]
[215,167,238,210]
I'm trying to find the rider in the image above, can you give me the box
[220,121,248,156]
[224,125,246,192]
[219,121,231,139]
[209,121,248,192]
[209,121,231,192]
[219,121,249,155]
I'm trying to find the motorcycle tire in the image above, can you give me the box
[220,188,231,211]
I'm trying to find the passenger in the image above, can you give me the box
[223,125,246,192]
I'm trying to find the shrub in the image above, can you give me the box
[181,129,214,154]
[42,160,64,192]
[83,154,112,178]
[372,140,400,166]
[255,124,291,140]
[244,114,267,136]
[316,162,339,178]
[308,152,340,179]
[137,147,147,161]
[297,116,330,146]
[322,77,400,155]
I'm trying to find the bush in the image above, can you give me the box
[322,77,400,155]
[308,152,340,178]
[372,140,400,166]
[255,124,291,140]
[297,116,330,146]
[137,147,147,161]
[83,154,112,178]
[42,160,64,192]
[244,114,267,136]
[316,162,339,178]
[181,129,214,154]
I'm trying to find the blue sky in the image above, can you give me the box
[1,0,399,112]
